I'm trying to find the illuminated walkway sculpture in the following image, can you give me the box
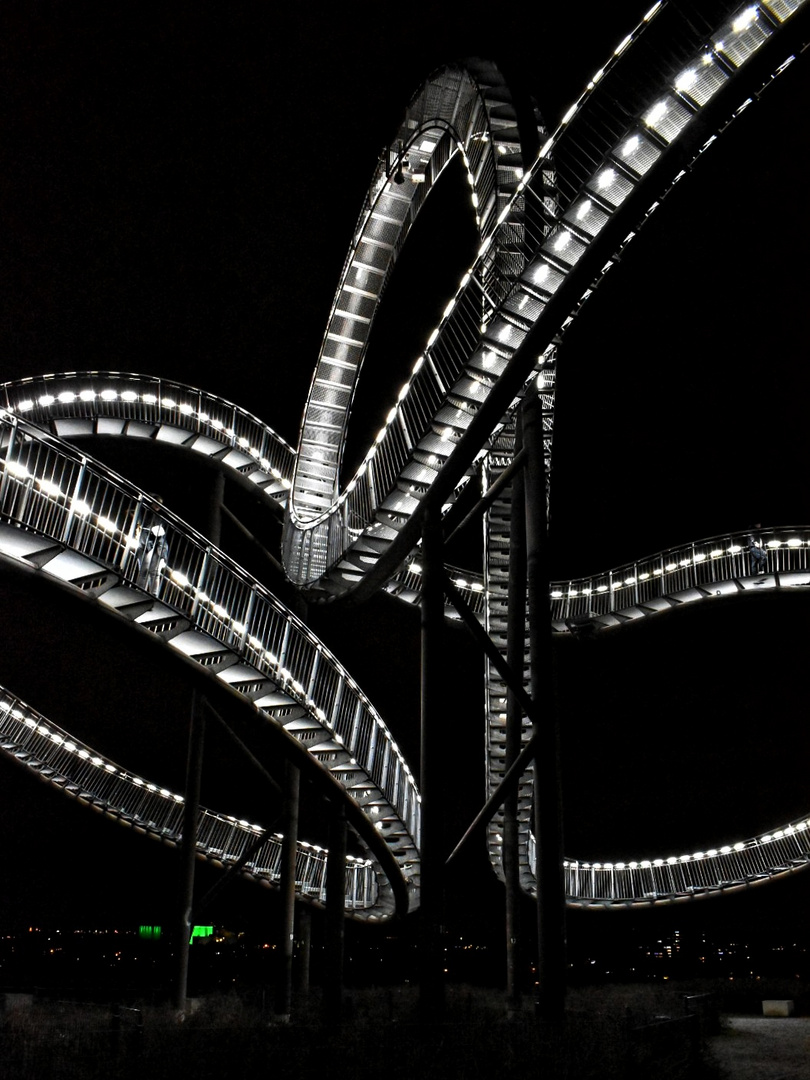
[0,411,416,919]
[1,0,809,912]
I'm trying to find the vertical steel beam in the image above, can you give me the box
[323,799,347,1021]
[294,906,312,997]
[523,392,566,1022]
[275,761,300,1022]
[175,688,206,1016]
[206,467,225,548]
[505,415,527,1011]
[419,499,445,1019]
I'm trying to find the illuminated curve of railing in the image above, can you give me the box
[282,0,810,908]
[0,371,296,507]
[283,58,552,587]
[549,527,810,632]
[561,813,810,908]
[281,1,809,605]
[0,410,418,920]
[0,370,486,619]
[0,687,375,910]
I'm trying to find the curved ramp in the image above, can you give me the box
[0,409,417,920]
[0,687,376,910]
[0,371,295,507]
[282,1,810,606]
[0,369,485,618]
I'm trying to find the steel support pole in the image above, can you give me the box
[323,799,347,1022]
[175,689,206,1016]
[294,906,312,996]
[505,415,527,1010]
[419,499,445,1019]
[522,393,567,1023]
[275,761,300,1022]
[206,467,225,548]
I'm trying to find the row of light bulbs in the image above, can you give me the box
[0,443,419,826]
[565,819,810,873]
[8,703,374,873]
[10,388,292,487]
[552,537,808,598]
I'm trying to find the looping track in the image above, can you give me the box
[2,1,809,914]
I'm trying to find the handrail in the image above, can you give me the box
[0,371,295,503]
[0,688,376,909]
[0,409,418,919]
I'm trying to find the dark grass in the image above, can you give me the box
[1,982,732,1080]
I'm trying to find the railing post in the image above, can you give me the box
[60,458,88,546]
[189,548,210,620]
[0,416,18,509]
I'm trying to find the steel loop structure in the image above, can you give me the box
[284,60,551,586]
[1,0,809,916]
[280,0,810,608]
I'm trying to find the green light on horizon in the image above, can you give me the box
[138,925,213,942]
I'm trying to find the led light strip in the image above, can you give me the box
[0,690,376,908]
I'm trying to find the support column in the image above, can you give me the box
[523,393,566,1022]
[419,500,445,1020]
[175,689,206,1016]
[206,468,225,548]
[505,415,527,1011]
[294,906,312,997]
[275,761,300,1022]
[323,799,347,1022]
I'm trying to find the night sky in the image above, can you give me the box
[1,1,809,959]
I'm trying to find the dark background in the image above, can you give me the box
[0,1,808,977]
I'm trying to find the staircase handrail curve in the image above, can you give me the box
[0,370,491,616]
[557,809,810,906]
[282,0,809,602]
[0,687,377,910]
[549,526,810,631]
[0,408,418,918]
[283,58,551,586]
[0,370,296,500]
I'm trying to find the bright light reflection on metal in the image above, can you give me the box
[645,101,667,126]
[733,6,758,33]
